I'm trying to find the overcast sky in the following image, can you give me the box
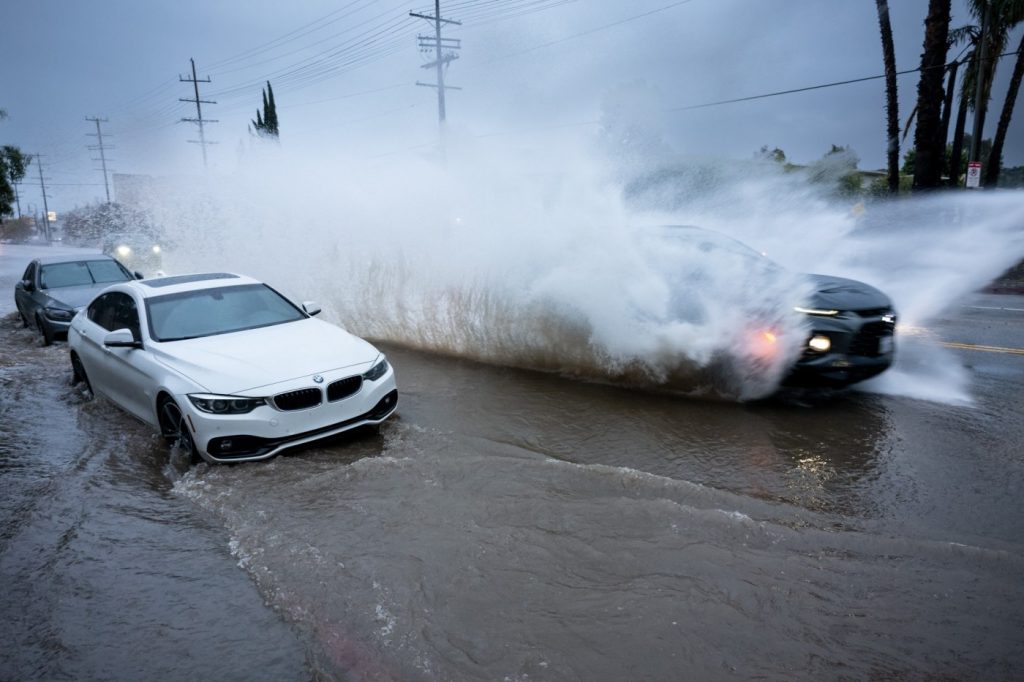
[3,0,1022,212]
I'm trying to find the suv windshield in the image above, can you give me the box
[146,283,306,342]
[39,260,132,289]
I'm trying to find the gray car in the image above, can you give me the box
[787,274,897,387]
[13,254,139,345]
[652,226,897,389]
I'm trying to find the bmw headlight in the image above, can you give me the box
[362,356,389,382]
[44,307,74,321]
[188,394,266,414]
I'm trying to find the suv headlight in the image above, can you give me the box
[44,307,74,321]
[188,394,266,414]
[362,356,389,382]
[795,306,839,317]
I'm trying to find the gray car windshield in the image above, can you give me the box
[146,283,306,342]
[39,260,132,289]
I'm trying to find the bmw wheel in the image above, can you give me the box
[18,307,30,328]
[158,397,200,464]
[70,353,93,396]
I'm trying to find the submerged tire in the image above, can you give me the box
[70,354,93,396]
[158,397,200,464]
[35,314,54,346]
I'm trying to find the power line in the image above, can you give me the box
[208,14,417,100]
[204,0,391,71]
[666,48,1023,113]
[478,0,694,65]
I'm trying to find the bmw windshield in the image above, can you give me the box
[146,283,307,342]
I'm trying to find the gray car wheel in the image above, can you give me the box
[35,314,54,346]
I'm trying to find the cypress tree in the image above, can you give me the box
[250,81,280,139]
[265,81,279,136]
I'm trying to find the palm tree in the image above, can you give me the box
[912,0,953,191]
[961,0,1024,184]
[876,0,901,193]
[947,24,980,185]
[985,29,1024,185]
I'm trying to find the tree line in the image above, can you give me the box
[876,0,1024,192]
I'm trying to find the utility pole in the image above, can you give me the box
[12,181,21,218]
[35,155,52,243]
[411,1,462,132]
[179,58,218,168]
[85,116,113,202]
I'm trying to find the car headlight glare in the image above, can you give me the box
[116,245,132,257]
[808,334,832,352]
[362,356,389,382]
[188,394,266,414]
[152,245,162,254]
[795,306,839,317]
[44,307,74,321]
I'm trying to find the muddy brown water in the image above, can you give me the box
[2,303,1023,680]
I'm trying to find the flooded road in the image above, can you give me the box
[2,254,1023,679]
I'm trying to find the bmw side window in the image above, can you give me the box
[113,294,142,340]
[88,294,117,331]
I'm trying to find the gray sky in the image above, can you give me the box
[3,0,1022,212]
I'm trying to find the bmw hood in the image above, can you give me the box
[152,318,381,394]
[805,274,892,311]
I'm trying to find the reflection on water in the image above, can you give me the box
[3,318,1023,681]
[0,314,309,681]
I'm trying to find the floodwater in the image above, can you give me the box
[2,295,1022,680]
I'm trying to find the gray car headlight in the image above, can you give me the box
[44,307,74,321]
[794,306,839,317]
[362,356,389,382]
[188,394,266,414]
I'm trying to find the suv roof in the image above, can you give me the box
[35,253,114,266]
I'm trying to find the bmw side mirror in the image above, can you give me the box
[104,328,142,349]
[302,301,322,316]
[134,271,144,280]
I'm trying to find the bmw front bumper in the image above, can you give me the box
[181,366,398,463]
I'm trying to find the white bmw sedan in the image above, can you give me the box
[68,272,397,464]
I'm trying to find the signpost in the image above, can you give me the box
[966,161,982,188]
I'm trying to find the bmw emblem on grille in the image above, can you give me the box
[313,374,324,384]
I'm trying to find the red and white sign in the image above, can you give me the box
[966,161,982,188]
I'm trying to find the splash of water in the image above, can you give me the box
[135,129,1024,403]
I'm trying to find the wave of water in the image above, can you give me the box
[136,132,1024,401]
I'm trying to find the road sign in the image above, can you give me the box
[966,161,982,188]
